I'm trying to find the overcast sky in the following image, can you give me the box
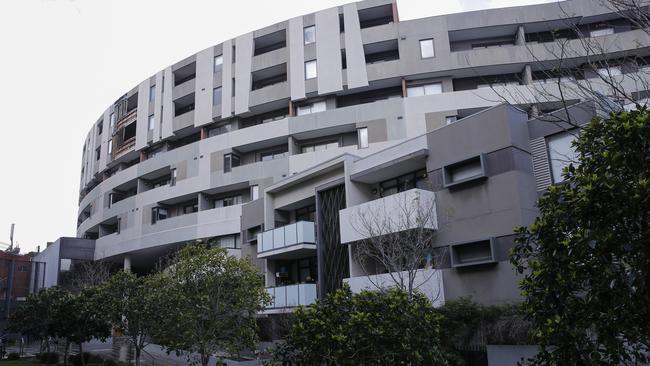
[0,0,554,253]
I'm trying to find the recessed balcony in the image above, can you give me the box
[264,283,317,312]
[257,221,316,259]
[339,188,437,244]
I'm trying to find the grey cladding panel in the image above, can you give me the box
[343,3,369,89]
[235,33,254,115]
[315,8,343,94]
[289,16,306,100]
[153,71,164,143]
[221,40,234,118]
[135,80,150,151]
[195,47,215,127]
[161,68,174,140]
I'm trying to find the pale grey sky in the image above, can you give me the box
[0,0,553,253]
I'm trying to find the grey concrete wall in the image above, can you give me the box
[343,3,369,89]
[288,16,306,101]
[194,46,214,128]
[315,7,343,94]
[33,241,61,289]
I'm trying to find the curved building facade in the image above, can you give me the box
[75,0,650,306]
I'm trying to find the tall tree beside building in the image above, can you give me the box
[511,108,650,365]
[104,271,170,366]
[157,244,269,366]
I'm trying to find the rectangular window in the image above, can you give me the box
[590,28,614,37]
[296,101,326,116]
[116,218,121,235]
[215,234,240,249]
[222,195,242,207]
[304,26,316,44]
[148,114,155,130]
[305,60,317,80]
[97,122,103,135]
[95,147,101,161]
[151,207,168,225]
[301,141,340,153]
[107,140,113,156]
[407,82,442,97]
[596,66,623,77]
[379,169,428,197]
[170,168,177,186]
[110,113,116,132]
[420,39,435,59]
[149,85,156,102]
[357,127,369,149]
[251,185,259,200]
[260,150,288,161]
[182,203,198,214]
[445,116,457,125]
[224,153,240,173]
[213,87,222,106]
[214,54,223,71]
[547,131,578,184]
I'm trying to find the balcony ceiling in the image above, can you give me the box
[350,149,427,184]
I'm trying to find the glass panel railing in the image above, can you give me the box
[299,283,317,305]
[285,285,299,307]
[265,283,318,309]
[258,221,316,253]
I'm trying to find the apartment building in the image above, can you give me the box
[70,0,650,313]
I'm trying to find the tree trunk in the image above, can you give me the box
[79,343,85,366]
[63,340,70,366]
[201,353,210,366]
[134,347,141,366]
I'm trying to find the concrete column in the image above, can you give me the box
[198,192,211,211]
[523,64,533,85]
[123,255,131,272]
[515,25,526,46]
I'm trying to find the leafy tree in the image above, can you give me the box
[158,244,269,366]
[104,271,170,366]
[9,286,110,366]
[60,287,112,366]
[9,287,68,352]
[511,108,650,365]
[272,285,458,365]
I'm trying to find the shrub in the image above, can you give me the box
[39,352,60,364]
[437,298,533,347]
[70,352,105,366]
[272,285,460,365]
[103,359,116,366]
[6,352,20,361]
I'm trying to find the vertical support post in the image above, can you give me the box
[289,101,295,117]
[515,25,526,46]
[123,255,131,272]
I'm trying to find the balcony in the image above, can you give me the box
[265,283,317,312]
[257,221,316,259]
[344,268,444,306]
[339,188,437,244]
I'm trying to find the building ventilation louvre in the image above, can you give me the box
[530,137,552,191]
